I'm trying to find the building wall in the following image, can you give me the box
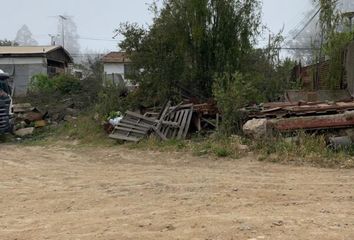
[104,63,125,76]
[104,62,126,85]
[0,57,47,96]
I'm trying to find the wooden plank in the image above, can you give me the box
[117,122,149,131]
[157,100,171,119]
[170,110,182,138]
[177,110,189,139]
[120,119,153,129]
[161,121,179,127]
[163,112,175,138]
[115,127,147,135]
[201,117,216,127]
[126,111,157,123]
[182,107,194,139]
[152,127,168,141]
[109,134,141,142]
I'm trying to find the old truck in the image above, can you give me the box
[0,70,13,134]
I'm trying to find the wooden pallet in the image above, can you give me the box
[109,111,155,142]
[109,102,194,142]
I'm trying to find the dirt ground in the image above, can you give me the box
[0,144,353,240]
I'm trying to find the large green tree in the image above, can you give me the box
[117,0,261,106]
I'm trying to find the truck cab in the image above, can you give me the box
[0,70,13,134]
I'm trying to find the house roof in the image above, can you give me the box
[0,45,73,62]
[0,46,60,54]
[102,52,131,63]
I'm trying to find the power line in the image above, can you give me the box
[292,7,321,40]
[78,37,118,42]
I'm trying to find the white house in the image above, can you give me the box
[102,52,133,85]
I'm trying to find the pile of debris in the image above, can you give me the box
[243,100,354,139]
[12,103,47,137]
[108,101,219,142]
[11,101,82,138]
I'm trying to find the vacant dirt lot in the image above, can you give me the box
[0,144,353,240]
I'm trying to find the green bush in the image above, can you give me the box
[95,80,128,118]
[213,72,264,135]
[29,73,81,95]
[29,74,54,93]
[52,74,82,94]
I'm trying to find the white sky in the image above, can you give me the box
[0,0,317,53]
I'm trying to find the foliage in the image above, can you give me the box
[29,74,82,95]
[129,134,248,159]
[95,81,128,118]
[23,113,116,147]
[314,0,340,40]
[54,74,82,94]
[29,74,54,93]
[312,0,354,89]
[213,72,263,135]
[213,46,296,135]
[117,0,261,105]
[324,31,354,89]
[255,132,354,168]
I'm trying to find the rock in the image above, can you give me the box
[35,120,47,128]
[24,111,43,122]
[13,103,33,113]
[14,127,34,137]
[239,223,253,231]
[272,220,284,226]
[243,119,268,139]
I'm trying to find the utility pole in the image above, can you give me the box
[59,15,67,49]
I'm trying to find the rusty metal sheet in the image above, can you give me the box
[286,90,352,103]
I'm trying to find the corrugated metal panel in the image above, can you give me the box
[0,46,59,54]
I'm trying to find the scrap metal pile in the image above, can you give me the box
[243,100,354,135]
[109,101,219,142]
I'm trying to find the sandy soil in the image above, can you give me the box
[0,144,353,240]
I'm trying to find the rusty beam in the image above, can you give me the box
[268,111,354,132]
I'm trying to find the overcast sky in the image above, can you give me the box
[0,0,317,53]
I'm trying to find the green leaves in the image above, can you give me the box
[117,0,261,104]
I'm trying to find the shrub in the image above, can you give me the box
[29,73,81,95]
[95,80,128,118]
[52,74,82,94]
[29,74,54,93]
[213,72,264,135]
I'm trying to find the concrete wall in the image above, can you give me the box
[346,42,354,96]
[0,57,47,96]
